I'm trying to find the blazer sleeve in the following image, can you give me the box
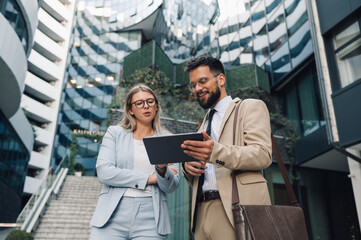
[208,99,272,170]
[156,164,180,193]
[96,126,148,190]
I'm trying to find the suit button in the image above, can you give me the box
[135,184,138,188]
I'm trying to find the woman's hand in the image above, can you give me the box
[147,172,158,185]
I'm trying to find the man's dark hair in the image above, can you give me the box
[184,55,225,75]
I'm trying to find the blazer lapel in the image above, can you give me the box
[217,98,241,138]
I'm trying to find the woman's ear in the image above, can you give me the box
[129,108,134,116]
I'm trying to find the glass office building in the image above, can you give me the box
[53,0,218,172]
[0,111,30,222]
[52,0,361,238]
[0,0,37,223]
[208,0,323,138]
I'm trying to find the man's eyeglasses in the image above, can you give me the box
[188,74,220,92]
[131,98,156,109]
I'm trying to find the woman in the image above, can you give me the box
[89,84,179,240]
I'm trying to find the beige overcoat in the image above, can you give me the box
[182,97,272,232]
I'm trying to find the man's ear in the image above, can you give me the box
[219,73,226,87]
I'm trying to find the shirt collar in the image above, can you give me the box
[212,96,232,114]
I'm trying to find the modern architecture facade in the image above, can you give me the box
[207,0,361,238]
[309,0,361,234]
[52,0,218,173]
[0,0,37,223]
[52,0,361,239]
[20,0,76,195]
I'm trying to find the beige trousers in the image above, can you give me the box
[195,199,236,240]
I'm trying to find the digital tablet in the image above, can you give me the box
[143,132,204,165]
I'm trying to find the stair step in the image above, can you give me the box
[39,218,91,224]
[32,175,101,240]
[36,225,91,232]
[34,232,90,239]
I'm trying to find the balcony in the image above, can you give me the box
[29,151,48,170]
[40,0,71,22]
[33,29,64,62]
[37,8,67,42]
[294,126,348,172]
[332,79,361,150]
[21,95,56,123]
[25,72,57,102]
[28,50,62,81]
[24,176,42,195]
[33,126,52,146]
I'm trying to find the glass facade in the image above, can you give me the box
[155,0,219,62]
[53,0,218,171]
[0,110,30,196]
[205,0,321,137]
[209,0,312,87]
[281,63,325,137]
[0,0,29,52]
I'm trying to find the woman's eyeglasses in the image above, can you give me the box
[131,98,156,109]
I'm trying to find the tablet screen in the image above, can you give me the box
[143,132,203,164]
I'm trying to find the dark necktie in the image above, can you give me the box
[206,109,216,137]
[193,109,216,232]
[197,109,216,199]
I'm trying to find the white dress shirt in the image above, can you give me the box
[202,96,232,193]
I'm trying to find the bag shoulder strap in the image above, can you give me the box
[231,100,299,207]
[271,134,299,206]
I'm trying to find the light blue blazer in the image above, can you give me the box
[90,125,179,235]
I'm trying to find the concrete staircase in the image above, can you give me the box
[33,175,102,240]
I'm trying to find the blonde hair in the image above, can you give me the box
[120,84,165,133]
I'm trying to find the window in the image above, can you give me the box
[282,64,324,136]
[334,20,361,88]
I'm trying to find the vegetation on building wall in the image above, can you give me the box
[108,67,206,126]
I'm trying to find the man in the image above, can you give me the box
[181,56,272,240]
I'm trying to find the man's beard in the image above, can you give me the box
[197,85,221,109]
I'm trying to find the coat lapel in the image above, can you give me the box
[217,97,241,138]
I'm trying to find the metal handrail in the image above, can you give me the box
[15,152,69,232]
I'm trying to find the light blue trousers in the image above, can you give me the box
[89,197,167,240]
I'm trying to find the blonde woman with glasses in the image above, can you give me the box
[90,84,179,240]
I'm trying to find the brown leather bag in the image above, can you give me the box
[231,101,309,240]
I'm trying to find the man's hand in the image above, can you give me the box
[181,131,214,162]
[183,161,208,176]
